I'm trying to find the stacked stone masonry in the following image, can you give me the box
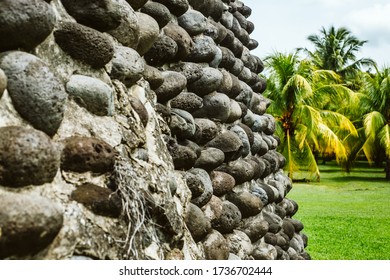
[0,0,310,260]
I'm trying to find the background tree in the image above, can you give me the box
[264,52,357,181]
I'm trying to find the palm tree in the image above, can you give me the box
[264,52,358,181]
[302,26,375,82]
[357,66,390,179]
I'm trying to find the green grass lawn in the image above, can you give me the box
[287,161,390,260]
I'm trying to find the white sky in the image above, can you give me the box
[243,0,390,67]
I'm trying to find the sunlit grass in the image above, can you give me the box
[288,161,390,260]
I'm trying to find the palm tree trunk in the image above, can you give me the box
[385,158,390,180]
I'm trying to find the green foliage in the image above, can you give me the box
[264,52,357,180]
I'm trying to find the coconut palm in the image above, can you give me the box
[264,52,358,181]
[302,26,375,82]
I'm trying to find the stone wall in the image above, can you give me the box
[0,0,310,260]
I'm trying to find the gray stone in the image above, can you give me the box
[282,219,296,240]
[212,201,242,234]
[129,96,149,127]
[107,0,140,49]
[140,1,172,28]
[144,34,178,65]
[236,81,253,106]
[239,215,269,242]
[185,203,211,242]
[205,20,228,44]
[203,230,229,260]
[154,0,189,16]
[234,11,247,29]
[155,71,187,103]
[71,183,122,217]
[202,195,223,223]
[170,92,203,113]
[210,46,223,68]
[0,51,67,136]
[170,109,196,139]
[136,12,160,56]
[231,58,245,76]
[61,0,124,32]
[126,0,148,10]
[238,67,252,83]
[226,99,242,123]
[241,48,258,72]
[225,230,252,259]
[187,67,223,97]
[189,168,213,208]
[229,74,243,99]
[229,125,250,158]
[244,156,264,180]
[163,23,192,60]
[287,218,304,233]
[251,133,269,156]
[186,36,218,63]
[251,241,277,260]
[109,46,144,86]
[191,118,219,145]
[54,22,114,68]
[250,94,270,115]
[0,68,6,98]
[246,20,255,34]
[205,131,243,162]
[0,0,56,51]
[183,172,205,198]
[219,69,233,95]
[193,92,231,123]
[251,183,269,205]
[226,191,263,218]
[219,46,236,70]
[178,139,201,157]
[228,37,244,58]
[0,126,60,188]
[220,11,234,29]
[187,0,207,10]
[216,159,255,184]
[178,10,207,36]
[61,136,116,173]
[0,192,63,259]
[167,142,197,171]
[143,65,164,89]
[66,75,114,116]
[194,147,225,171]
[210,171,235,196]
[169,62,203,84]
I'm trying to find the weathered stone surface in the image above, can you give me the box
[216,159,254,184]
[167,142,197,170]
[188,168,213,208]
[185,203,211,242]
[61,0,123,32]
[227,99,243,123]
[210,46,223,68]
[66,75,114,116]
[212,201,242,234]
[169,62,203,84]
[126,0,148,10]
[193,92,231,123]
[205,131,243,162]
[210,171,235,196]
[0,192,63,259]
[61,136,116,173]
[71,183,122,217]
[229,125,250,157]
[163,23,192,60]
[109,46,144,86]
[136,12,160,56]
[143,65,164,89]
[226,191,263,218]
[240,215,269,242]
[106,0,140,48]
[140,1,172,28]
[225,230,252,259]
[170,109,196,139]
[178,10,207,36]
[191,118,219,145]
[187,67,223,97]
[220,11,234,29]
[252,241,277,260]
[203,230,229,260]
[183,172,205,198]
[194,147,225,171]
[144,34,178,65]
[185,36,217,63]
[154,0,189,16]
[0,51,67,136]
[0,68,7,99]
[155,71,187,103]
[202,195,223,223]
[251,133,269,156]
[178,139,201,157]
[251,183,269,205]
[129,95,149,127]
[0,0,56,52]
[170,92,203,113]
[54,22,114,68]
[0,126,60,188]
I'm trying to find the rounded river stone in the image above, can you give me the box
[185,203,211,242]
[0,192,63,259]
[226,191,263,218]
[203,230,229,260]
[54,22,114,69]
[170,92,203,113]
[0,126,60,188]
[0,0,56,52]
[210,171,235,196]
[194,147,225,171]
[191,118,219,145]
[109,46,144,86]
[155,71,187,103]
[0,51,67,136]
[136,12,160,56]
[212,201,242,234]
[205,131,243,162]
[187,67,223,97]
[178,10,207,36]
[154,0,189,17]
[163,23,192,60]
[141,1,172,28]
[61,136,116,173]
[193,92,231,123]
[144,34,178,65]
